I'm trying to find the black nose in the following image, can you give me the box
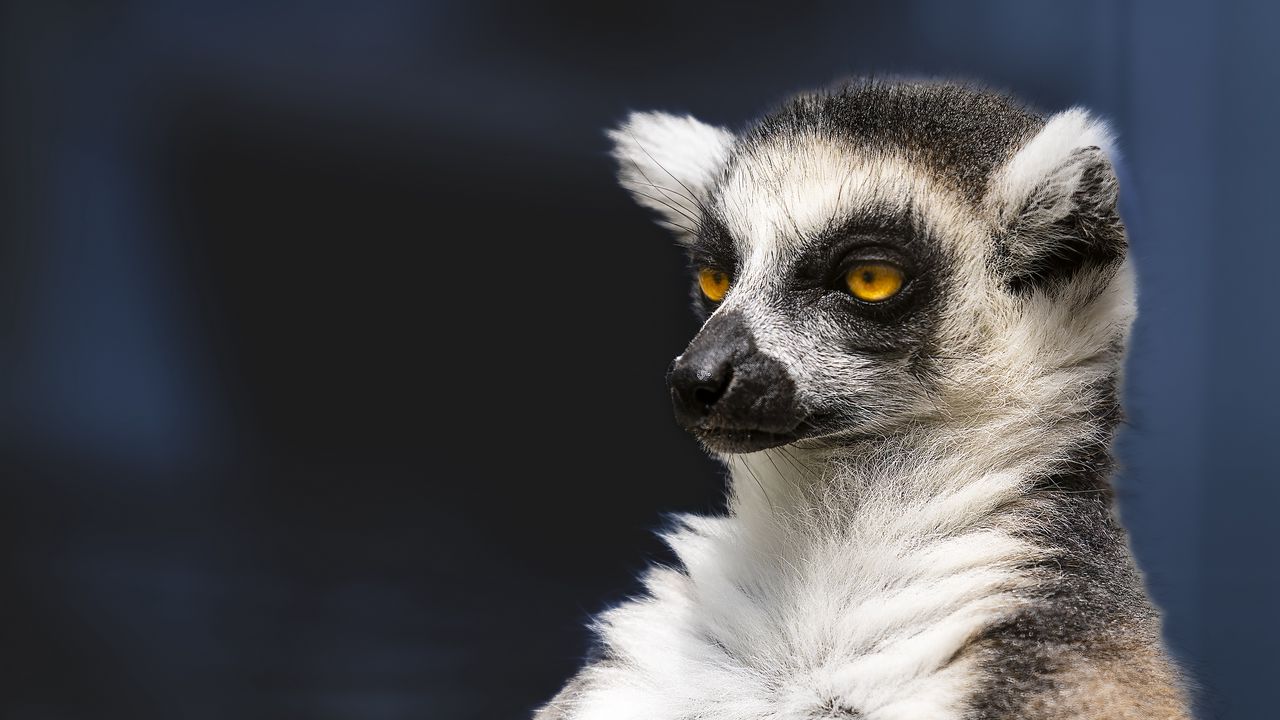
[668,312,748,426]
[669,353,733,420]
[667,310,800,433]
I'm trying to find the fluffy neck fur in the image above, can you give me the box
[593,337,1127,719]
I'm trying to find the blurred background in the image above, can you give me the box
[2,1,1276,718]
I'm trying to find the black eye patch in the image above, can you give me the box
[774,214,951,356]
[793,214,920,289]
[688,213,737,270]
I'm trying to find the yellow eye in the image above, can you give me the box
[845,262,905,302]
[697,268,732,302]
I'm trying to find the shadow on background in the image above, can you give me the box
[2,1,1276,718]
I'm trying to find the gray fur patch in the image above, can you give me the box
[742,79,1043,204]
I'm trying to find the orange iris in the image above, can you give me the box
[698,268,732,302]
[845,263,905,302]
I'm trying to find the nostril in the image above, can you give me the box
[692,384,720,407]
[670,350,740,424]
[691,367,732,409]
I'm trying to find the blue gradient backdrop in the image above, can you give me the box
[2,1,1276,718]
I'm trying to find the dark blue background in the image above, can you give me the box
[2,1,1276,718]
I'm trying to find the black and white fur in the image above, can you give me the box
[538,80,1189,720]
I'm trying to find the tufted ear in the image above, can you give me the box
[989,109,1125,292]
[606,111,735,234]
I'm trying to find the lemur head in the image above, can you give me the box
[609,81,1132,455]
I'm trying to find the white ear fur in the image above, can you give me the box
[989,108,1124,288]
[990,108,1117,226]
[607,111,735,233]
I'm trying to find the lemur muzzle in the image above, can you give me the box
[667,310,803,438]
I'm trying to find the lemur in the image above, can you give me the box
[537,80,1191,720]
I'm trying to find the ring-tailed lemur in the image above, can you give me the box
[537,80,1191,720]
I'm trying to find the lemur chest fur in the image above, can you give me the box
[549,446,1042,720]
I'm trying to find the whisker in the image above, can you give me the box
[779,446,823,485]
[625,130,715,218]
[621,177,704,214]
[619,179,702,227]
[735,455,774,513]
[619,148,701,221]
[621,186,700,234]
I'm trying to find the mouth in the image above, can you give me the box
[691,422,811,454]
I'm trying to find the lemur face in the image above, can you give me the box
[670,137,956,452]
[610,83,1130,455]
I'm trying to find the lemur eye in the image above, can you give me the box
[845,263,905,302]
[697,268,732,302]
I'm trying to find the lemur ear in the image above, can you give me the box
[989,109,1124,292]
[607,111,735,234]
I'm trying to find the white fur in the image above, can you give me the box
[607,111,736,234]
[553,426,1071,719]
[988,108,1116,224]
[715,136,936,256]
